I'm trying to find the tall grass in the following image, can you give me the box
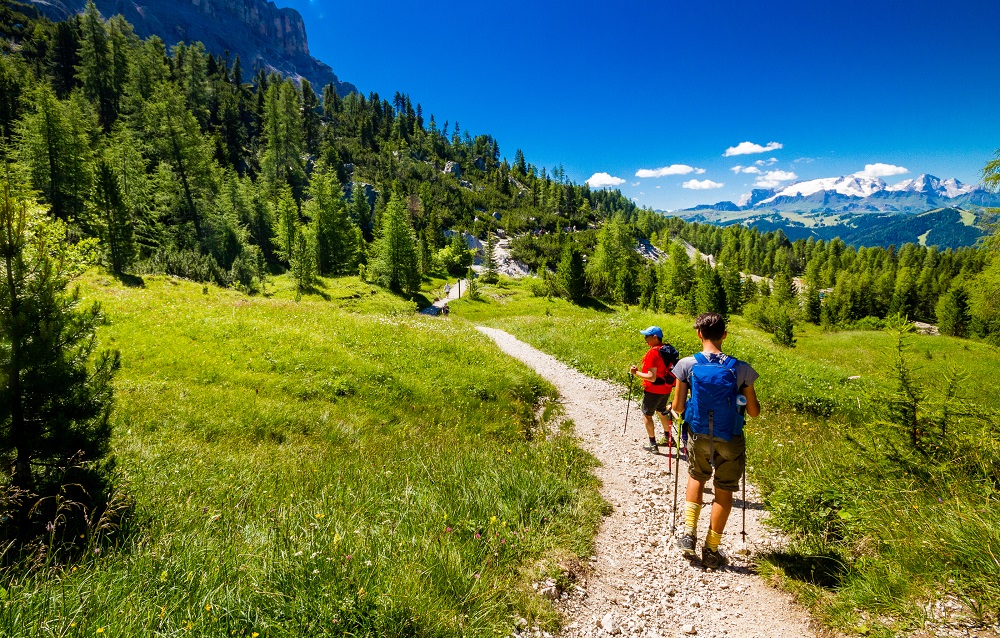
[0,273,605,636]
[453,278,1000,635]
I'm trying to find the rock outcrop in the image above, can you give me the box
[29,0,357,95]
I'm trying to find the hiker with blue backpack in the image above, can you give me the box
[629,326,679,454]
[671,312,760,568]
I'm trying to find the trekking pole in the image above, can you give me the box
[671,412,683,534]
[737,394,749,548]
[622,374,635,435]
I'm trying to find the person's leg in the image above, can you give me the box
[656,409,673,444]
[643,414,656,439]
[640,392,659,451]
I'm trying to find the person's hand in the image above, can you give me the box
[629,364,638,375]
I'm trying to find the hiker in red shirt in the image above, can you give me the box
[629,326,675,454]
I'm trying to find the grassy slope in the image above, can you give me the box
[452,279,1000,636]
[1,273,604,637]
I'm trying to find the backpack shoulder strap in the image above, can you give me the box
[723,356,738,370]
[693,352,708,365]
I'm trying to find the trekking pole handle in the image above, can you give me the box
[736,394,747,415]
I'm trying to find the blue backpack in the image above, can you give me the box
[686,352,744,441]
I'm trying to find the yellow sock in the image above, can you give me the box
[706,528,723,551]
[684,501,701,535]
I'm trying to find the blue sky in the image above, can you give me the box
[276,0,998,211]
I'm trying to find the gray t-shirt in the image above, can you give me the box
[671,352,758,390]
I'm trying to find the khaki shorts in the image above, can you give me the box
[688,434,745,492]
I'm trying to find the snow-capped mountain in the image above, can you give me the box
[685,174,997,217]
[677,173,1000,249]
[755,174,978,207]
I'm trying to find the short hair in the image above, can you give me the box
[694,312,726,341]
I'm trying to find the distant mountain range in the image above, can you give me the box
[676,174,1000,249]
[26,0,357,95]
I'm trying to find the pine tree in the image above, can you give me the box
[91,158,134,274]
[78,1,116,130]
[0,180,119,535]
[695,266,726,316]
[290,223,315,295]
[936,284,970,337]
[371,192,420,295]
[307,165,359,275]
[481,230,499,284]
[17,85,93,221]
[466,266,480,300]
[556,241,586,304]
[260,79,306,199]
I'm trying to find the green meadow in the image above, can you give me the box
[453,278,1000,637]
[0,274,604,637]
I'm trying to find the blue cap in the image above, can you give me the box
[640,326,663,339]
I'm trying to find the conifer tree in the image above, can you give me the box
[936,284,970,337]
[371,192,420,295]
[17,85,93,221]
[260,79,305,199]
[695,266,726,316]
[0,180,119,533]
[307,165,359,275]
[91,158,134,274]
[78,1,116,130]
[481,229,499,284]
[466,266,480,300]
[556,241,586,304]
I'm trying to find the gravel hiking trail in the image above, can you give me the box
[477,327,823,638]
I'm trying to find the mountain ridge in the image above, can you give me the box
[27,0,357,95]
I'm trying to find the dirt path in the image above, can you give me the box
[477,327,821,638]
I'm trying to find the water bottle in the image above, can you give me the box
[736,394,748,415]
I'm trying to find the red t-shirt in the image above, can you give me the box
[641,347,672,394]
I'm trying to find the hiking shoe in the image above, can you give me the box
[656,433,675,448]
[643,442,659,454]
[676,533,697,556]
[702,546,728,569]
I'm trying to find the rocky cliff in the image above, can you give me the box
[28,0,357,95]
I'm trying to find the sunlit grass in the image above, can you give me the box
[0,272,604,636]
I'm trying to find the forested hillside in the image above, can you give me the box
[2,0,998,347]
[0,0,635,296]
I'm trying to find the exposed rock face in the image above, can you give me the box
[29,0,357,95]
[443,161,462,178]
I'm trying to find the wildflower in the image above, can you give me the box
[97,628,105,634]
[205,604,212,611]
[490,516,497,525]
[252,634,259,638]
[474,573,480,579]
[312,569,319,574]
[501,539,506,544]
[293,551,303,557]
[345,554,352,561]
[445,527,452,533]
[46,521,55,533]
[474,533,481,539]
[315,513,325,519]
[160,570,167,582]
[365,560,372,566]
[70,623,76,628]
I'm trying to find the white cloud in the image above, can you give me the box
[755,157,779,166]
[631,182,640,186]
[587,172,626,188]
[723,141,783,157]
[793,157,816,164]
[695,168,706,174]
[854,163,908,178]
[635,164,702,178]
[682,179,724,190]
[753,170,798,188]
[731,165,761,174]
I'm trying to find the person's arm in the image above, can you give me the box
[671,379,688,418]
[629,364,656,381]
[741,384,760,417]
